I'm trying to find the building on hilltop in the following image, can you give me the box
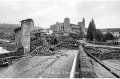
[100,28,120,38]
[50,17,85,37]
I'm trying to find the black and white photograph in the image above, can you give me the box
[0,0,120,78]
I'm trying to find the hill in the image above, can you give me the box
[0,23,42,40]
[0,23,42,33]
[0,24,20,33]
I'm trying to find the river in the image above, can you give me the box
[0,47,10,54]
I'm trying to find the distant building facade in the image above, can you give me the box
[100,28,120,38]
[50,17,85,36]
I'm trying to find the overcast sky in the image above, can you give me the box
[0,0,120,29]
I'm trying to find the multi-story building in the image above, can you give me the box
[50,17,85,36]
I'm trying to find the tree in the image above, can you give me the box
[104,32,115,40]
[99,33,114,42]
[86,19,96,41]
[95,29,103,41]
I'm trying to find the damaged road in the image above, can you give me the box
[0,49,78,78]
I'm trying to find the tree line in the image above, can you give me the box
[86,19,116,42]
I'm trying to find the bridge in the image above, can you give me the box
[0,19,120,78]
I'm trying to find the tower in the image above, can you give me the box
[82,17,85,38]
[64,17,70,25]
[82,17,85,29]
[64,17,70,32]
[78,17,86,38]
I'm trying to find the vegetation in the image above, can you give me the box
[87,19,116,42]
[104,32,115,40]
[95,29,103,41]
[0,32,15,40]
[70,33,82,40]
[86,19,96,41]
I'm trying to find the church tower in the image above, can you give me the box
[64,17,70,32]
[82,17,85,29]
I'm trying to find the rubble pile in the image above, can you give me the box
[97,48,110,54]
[30,45,54,56]
[57,40,80,49]
[30,35,56,56]
[87,47,113,54]
[30,38,44,51]
[86,48,97,54]
[86,47,120,60]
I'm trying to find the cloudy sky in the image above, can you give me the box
[0,0,120,29]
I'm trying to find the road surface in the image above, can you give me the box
[92,59,120,78]
[0,49,78,78]
[102,59,120,77]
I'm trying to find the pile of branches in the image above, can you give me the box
[30,45,55,56]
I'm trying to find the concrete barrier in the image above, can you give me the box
[79,45,96,78]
